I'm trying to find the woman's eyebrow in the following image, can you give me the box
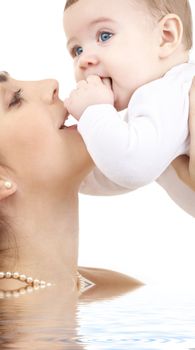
[0,71,9,82]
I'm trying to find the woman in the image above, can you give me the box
[157,79,195,216]
[0,72,194,349]
[0,71,141,298]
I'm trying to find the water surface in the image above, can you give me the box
[0,283,195,349]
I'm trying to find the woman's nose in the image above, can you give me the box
[40,79,59,104]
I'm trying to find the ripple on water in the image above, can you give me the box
[76,285,195,350]
[0,285,195,349]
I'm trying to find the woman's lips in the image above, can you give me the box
[64,115,78,129]
[66,124,77,130]
[60,119,77,131]
[60,123,77,130]
[59,113,77,130]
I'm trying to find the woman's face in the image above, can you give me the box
[0,72,93,191]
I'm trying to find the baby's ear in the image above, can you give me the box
[158,14,183,58]
[0,179,17,201]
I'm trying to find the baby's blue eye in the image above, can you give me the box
[74,46,83,57]
[99,32,113,42]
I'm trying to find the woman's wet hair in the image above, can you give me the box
[0,212,17,270]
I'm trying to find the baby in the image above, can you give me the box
[63,0,195,192]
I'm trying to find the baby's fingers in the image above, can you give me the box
[63,102,70,116]
[64,97,70,110]
[86,75,102,84]
[76,80,88,89]
[64,94,75,109]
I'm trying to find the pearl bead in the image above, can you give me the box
[0,291,5,298]
[19,274,27,282]
[19,288,26,295]
[26,277,33,285]
[33,279,40,287]
[0,271,53,299]
[5,272,12,279]
[13,291,20,298]
[4,181,12,189]
[13,272,20,279]
[40,280,46,286]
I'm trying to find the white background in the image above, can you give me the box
[0,0,195,285]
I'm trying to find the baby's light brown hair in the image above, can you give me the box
[64,0,193,50]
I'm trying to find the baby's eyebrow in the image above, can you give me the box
[0,71,9,83]
[89,17,115,26]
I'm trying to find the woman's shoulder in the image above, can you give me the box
[78,266,143,301]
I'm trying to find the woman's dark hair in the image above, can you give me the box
[64,0,79,10]
[0,212,17,270]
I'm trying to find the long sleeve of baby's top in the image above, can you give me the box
[78,63,194,190]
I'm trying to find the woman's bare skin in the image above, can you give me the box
[172,78,195,191]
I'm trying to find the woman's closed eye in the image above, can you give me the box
[9,89,24,108]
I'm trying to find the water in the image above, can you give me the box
[77,285,195,350]
[0,283,195,349]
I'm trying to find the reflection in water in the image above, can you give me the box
[0,284,195,349]
[0,286,81,350]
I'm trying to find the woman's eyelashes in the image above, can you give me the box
[9,89,24,108]
[70,31,113,58]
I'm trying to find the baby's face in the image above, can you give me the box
[64,0,161,110]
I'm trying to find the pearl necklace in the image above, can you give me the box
[0,271,51,287]
[0,271,95,299]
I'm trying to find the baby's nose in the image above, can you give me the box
[78,53,99,69]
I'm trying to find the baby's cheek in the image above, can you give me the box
[74,67,82,83]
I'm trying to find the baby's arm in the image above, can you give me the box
[172,78,195,191]
[64,75,114,120]
[78,78,188,190]
[67,72,189,191]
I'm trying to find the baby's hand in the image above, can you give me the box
[64,75,114,121]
